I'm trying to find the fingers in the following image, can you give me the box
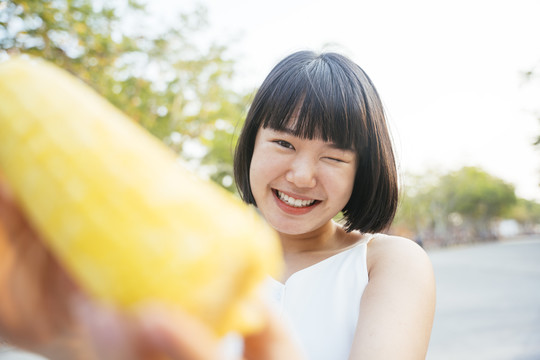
[243,305,305,360]
[70,296,145,360]
[135,304,226,360]
[78,301,299,360]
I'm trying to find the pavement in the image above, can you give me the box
[1,235,539,359]
[427,235,540,360]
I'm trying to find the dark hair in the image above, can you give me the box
[234,50,398,233]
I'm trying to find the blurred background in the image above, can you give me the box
[1,0,539,359]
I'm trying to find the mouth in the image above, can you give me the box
[274,189,320,208]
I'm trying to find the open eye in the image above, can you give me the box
[273,140,294,149]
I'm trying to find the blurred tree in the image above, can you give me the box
[392,171,438,239]
[393,167,518,246]
[437,167,517,239]
[508,198,540,234]
[0,0,248,191]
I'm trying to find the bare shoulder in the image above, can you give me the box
[366,233,433,276]
[349,234,436,359]
[365,233,435,299]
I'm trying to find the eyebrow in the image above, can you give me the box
[272,127,354,151]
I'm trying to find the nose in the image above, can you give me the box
[285,157,317,188]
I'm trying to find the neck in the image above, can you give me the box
[278,220,342,254]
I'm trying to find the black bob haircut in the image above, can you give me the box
[234,50,398,233]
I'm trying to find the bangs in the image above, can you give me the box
[259,55,368,151]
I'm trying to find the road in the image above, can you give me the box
[2,236,540,359]
[427,235,540,360]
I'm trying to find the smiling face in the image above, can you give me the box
[249,127,357,236]
[234,51,398,234]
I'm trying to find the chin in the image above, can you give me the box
[272,218,323,236]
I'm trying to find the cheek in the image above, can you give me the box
[249,150,269,197]
[248,163,259,194]
[330,169,356,204]
[249,152,286,203]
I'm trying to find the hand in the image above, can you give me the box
[0,178,304,360]
[0,177,82,357]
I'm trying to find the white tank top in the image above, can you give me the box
[265,235,373,360]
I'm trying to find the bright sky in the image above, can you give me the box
[153,0,540,201]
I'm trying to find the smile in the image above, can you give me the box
[275,190,317,208]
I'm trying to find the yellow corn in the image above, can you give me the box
[0,57,282,335]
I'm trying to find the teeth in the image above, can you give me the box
[276,190,316,208]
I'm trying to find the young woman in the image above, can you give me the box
[0,50,435,359]
[233,50,436,359]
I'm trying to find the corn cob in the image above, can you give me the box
[0,57,282,336]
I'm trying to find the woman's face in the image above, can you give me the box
[249,126,357,236]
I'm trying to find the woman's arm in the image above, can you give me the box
[348,235,436,360]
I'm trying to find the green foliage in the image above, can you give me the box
[393,166,523,246]
[1,0,249,191]
[438,167,516,221]
[394,171,439,234]
[508,198,540,228]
